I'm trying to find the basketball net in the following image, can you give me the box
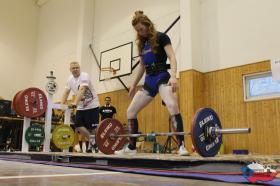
[100,67,117,81]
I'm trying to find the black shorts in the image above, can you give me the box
[74,107,99,130]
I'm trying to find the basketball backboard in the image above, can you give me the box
[99,42,133,81]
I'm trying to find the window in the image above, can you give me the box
[243,71,280,101]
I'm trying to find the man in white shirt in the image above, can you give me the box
[61,61,100,153]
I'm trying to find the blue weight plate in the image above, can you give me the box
[191,108,222,157]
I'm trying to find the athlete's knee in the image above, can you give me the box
[165,101,179,114]
[127,106,137,119]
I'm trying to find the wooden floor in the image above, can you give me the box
[0,159,256,186]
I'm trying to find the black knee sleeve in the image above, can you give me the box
[171,113,185,147]
[128,119,138,150]
[79,141,83,149]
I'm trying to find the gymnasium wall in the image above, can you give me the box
[32,0,95,101]
[200,0,280,72]
[0,0,39,99]
[99,60,280,155]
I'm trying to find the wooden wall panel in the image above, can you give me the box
[201,60,280,154]
[203,67,249,154]
[179,70,204,151]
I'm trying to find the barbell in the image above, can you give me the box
[96,108,251,157]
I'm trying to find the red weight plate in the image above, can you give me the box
[96,118,127,155]
[15,87,48,118]
[12,90,23,116]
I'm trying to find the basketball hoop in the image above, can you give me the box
[100,67,117,81]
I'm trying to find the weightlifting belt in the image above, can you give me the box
[145,63,170,75]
